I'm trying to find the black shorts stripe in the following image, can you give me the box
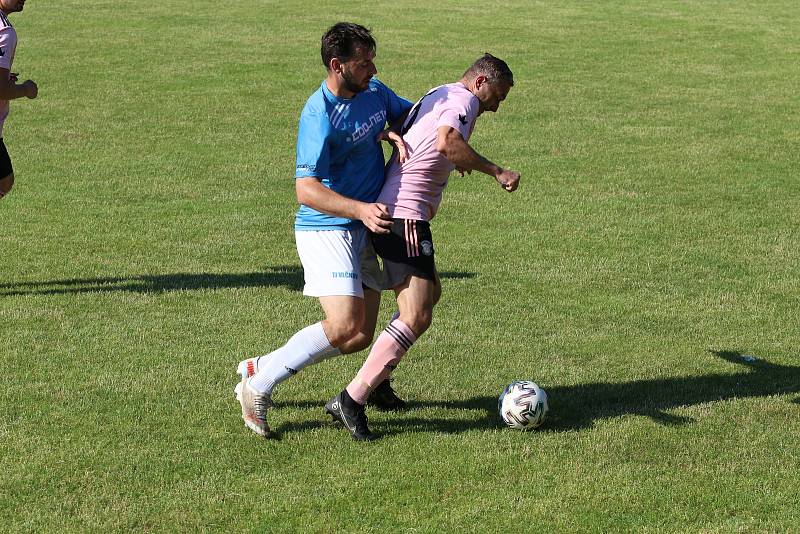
[405,219,418,257]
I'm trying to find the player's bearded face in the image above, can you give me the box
[476,79,512,114]
[340,47,377,94]
[341,68,368,93]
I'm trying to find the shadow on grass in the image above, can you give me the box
[0,266,306,295]
[268,350,800,438]
[0,268,475,296]
[538,350,800,432]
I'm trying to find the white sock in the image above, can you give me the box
[248,322,337,395]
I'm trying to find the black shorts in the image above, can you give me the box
[371,218,437,289]
[0,139,12,178]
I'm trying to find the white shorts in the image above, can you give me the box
[295,227,384,298]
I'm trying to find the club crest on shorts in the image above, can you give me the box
[420,240,434,256]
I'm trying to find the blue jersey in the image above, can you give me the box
[294,78,412,230]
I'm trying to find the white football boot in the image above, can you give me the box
[233,356,266,401]
[238,377,273,438]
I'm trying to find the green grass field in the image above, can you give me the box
[2,0,799,531]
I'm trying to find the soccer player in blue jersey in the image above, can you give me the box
[237,22,413,438]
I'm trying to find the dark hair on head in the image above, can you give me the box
[321,22,376,70]
[463,53,514,86]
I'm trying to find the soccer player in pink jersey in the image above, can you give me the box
[325,54,520,440]
[0,0,38,200]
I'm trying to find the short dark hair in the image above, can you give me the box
[463,53,514,86]
[321,22,376,70]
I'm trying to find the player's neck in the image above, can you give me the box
[325,75,356,100]
[459,78,475,95]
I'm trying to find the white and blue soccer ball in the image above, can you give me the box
[498,380,549,430]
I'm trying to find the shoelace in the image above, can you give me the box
[253,395,272,419]
[354,407,370,432]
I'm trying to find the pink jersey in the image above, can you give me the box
[0,13,18,138]
[378,83,479,221]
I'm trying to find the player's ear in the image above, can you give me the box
[329,57,343,74]
[474,75,488,90]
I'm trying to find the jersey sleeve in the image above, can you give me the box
[436,97,476,138]
[295,109,331,179]
[374,79,413,124]
[0,29,15,70]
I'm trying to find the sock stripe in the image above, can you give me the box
[385,323,412,351]
[346,320,414,405]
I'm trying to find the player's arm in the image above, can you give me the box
[0,68,37,100]
[296,177,392,234]
[386,109,409,135]
[376,110,410,162]
[435,125,520,192]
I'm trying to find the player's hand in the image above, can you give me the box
[22,80,38,99]
[359,202,392,234]
[496,169,520,192]
[377,129,409,163]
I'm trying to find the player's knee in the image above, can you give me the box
[403,308,433,337]
[0,174,13,198]
[325,315,365,347]
[416,310,433,335]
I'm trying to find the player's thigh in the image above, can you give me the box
[360,287,381,337]
[395,275,437,335]
[396,275,437,314]
[432,270,442,306]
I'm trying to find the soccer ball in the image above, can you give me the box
[498,380,549,430]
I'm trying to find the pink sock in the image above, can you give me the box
[346,319,417,405]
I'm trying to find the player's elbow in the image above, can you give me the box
[438,143,460,167]
[295,178,314,205]
[437,140,461,168]
[435,137,449,157]
[295,187,308,206]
